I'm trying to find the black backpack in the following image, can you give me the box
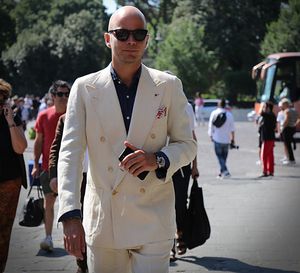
[213,112,227,128]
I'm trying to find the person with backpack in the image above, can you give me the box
[208,99,235,179]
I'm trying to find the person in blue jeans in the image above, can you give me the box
[208,99,235,179]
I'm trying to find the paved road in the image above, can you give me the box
[5,121,300,273]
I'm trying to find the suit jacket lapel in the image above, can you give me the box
[86,66,127,157]
[127,65,164,149]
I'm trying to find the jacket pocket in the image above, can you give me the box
[82,186,104,236]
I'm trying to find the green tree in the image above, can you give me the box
[261,0,300,55]
[0,0,17,79]
[2,0,109,95]
[11,0,51,35]
[155,17,216,98]
[49,10,110,81]
[203,0,284,102]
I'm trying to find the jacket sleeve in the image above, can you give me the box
[57,79,86,220]
[160,77,197,182]
[49,115,65,180]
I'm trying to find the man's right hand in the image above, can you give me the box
[63,218,86,260]
[31,166,40,179]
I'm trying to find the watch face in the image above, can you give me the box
[157,156,165,168]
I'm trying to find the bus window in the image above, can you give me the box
[273,61,295,102]
[274,80,284,102]
[261,65,275,101]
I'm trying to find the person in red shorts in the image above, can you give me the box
[258,102,277,177]
[31,80,70,252]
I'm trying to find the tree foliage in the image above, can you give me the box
[261,0,300,55]
[0,0,17,78]
[1,0,296,103]
[204,0,283,71]
[155,18,216,97]
[2,0,109,95]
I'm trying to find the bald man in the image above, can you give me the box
[57,6,196,273]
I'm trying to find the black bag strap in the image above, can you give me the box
[27,183,44,199]
[192,178,199,190]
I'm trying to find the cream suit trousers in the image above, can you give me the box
[87,239,173,273]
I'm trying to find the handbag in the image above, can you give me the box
[19,184,44,227]
[183,178,211,249]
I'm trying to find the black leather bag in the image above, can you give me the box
[183,179,211,249]
[19,185,44,227]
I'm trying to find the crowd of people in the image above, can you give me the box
[2,93,54,133]
[1,5,299,273]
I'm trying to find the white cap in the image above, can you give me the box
[280,98,291,105]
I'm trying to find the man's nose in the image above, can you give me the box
[127,34,136,45]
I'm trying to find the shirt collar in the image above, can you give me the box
[110,65,142,85]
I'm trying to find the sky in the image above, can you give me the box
[103,0,117,14]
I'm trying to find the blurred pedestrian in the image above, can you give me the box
[208,98,235,179]
[0,79,27,273]
[38,94,53,113]
[31,96,41,120]
[31,80,70,252]
[194,92,205,126]
[57,6,196,273]
[258,102,276,177]
[276,100,288,162]
[15,97,30,131]
[280,98,299,165]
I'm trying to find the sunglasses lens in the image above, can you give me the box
[111,29,147,41]
[55,92,69,97]
[133,30,148,41]
[115,29,129,41]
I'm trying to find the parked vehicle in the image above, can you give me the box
[252,52,300,132]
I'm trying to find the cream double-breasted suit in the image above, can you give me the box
[57,64,197,249]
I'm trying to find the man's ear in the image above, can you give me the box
[104,33,111,48]
[145,35,149,49]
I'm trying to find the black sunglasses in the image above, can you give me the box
[53,92,70,98]
[108,29,148,42]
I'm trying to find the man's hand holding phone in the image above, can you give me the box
[118,141,157,180]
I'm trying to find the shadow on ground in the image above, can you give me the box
[170,256,299,273]
[36,247,69,258]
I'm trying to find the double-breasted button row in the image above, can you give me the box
[112,188,146,196]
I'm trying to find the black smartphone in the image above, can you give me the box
[118,147,149,180]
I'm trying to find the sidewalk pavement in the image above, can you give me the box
[5,121,300,273]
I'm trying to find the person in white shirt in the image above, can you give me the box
[276,101,288,162]
[208,99,235,179]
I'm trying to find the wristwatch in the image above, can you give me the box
[155,153,166,169]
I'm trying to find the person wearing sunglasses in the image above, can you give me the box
[31,80,70,253]
[0,79,27,273]
[57,6,196,273]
